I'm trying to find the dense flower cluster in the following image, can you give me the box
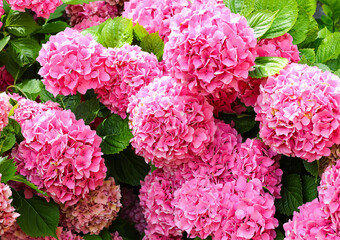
[255,63,340,161]
[37,28,109,96]
[0,1,4,29]
[61,177,121,234]
[65,1,118,30]
[0,174,19,235]
[7,0,63,18]
[0,66,14,92]
[95,44,164,118]
[111,231,123,240]
[123,0,191,41]
[0,93,11,132]
[13,109,107,207]
[128,76,216,168]
[163,1,257,96]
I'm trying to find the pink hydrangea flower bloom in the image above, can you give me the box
[283,199,339,239]
[0,66,15,92]
[111,231,123,240]
[164,1,257,96]
[231,138,283,198]
[37,28,110,96]
[0,1,4,28]
[95,44,164,119]
[139,168,183,238]
[0,93,11,132]
[13,109,106,207]
[0,174,20,235]
[7,0,63,18]
[60,177,121,235]
[123,0,191,42]
[128,76,216,168]
[237,77,264,107]
[255,63,340,161]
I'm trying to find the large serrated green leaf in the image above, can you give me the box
[319,0,340,20]
[276,174,303,216]
[0,36,10,52]
[302,160,318,177]
[140,33,164,61]
[16,79,44,100]
[37,21,69,34]
[0,132,15,155]
[133,22,149,42]
[223,0,255,16]
[255,0,298,39]
[288,7,313,44]
[5,11,40,37]
[101,17,133,48]
[96,114,133,155]
[8,38,41,67]
[246,10,278,39]
[74,97,100,125]
[295,0,317,16]
[299,48,316,63]
[301,175,318,203]
[11,191,59,238]
[275,229,285,240]
[39,88,81,112]
[316,32,340,63]
[218,113,256,134]
[249,57,288,78]
[11,175,48,196]
[0,157,16,183]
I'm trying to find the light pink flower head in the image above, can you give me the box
[61,177,121,234]
[0,174,20,235]
[283,199,339,240]
[37,28,109,97]
[0,66,14,92]
[163,1,257,96]
[95,44,164,119]
[254,63,340,161]
[123,0,191,42]
[7,0,62,18]
[13,109,106,207]
[0,93,11,132]
[128,76,216,168]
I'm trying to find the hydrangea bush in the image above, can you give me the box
[0,0,340,239]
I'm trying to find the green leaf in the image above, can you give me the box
[37,21,69,34]
[140,33,164,61]
[100,228,112,240]
[325,56,340,71]
[47,4,66,22]
[11,191,59,238]
[288,7,313,44]
[81,23,105,44]
[334,69,340,77]
[295,0,317,16]
[314,63,332,72]
[16,79,44,100]
[105,146,150,186]
[11,175,48,196]
[62,0,98,4]
[74,97,100,125]
[0,131,15,155]
[133,22,149,42]
[249,57,289,78]
[254,0,298,39]
[96,114,133,155]
[8,38,41,67]
[109,218,141,240]
[316,32,340,63]
[218,113,256,133]
[84,235,102,240]
[276,174,303,216]
[40,88,81,112]
[0,36,10,52]
[223,0,255,16]
[299,48,316,63]
[275,229,285,240]
[0,157,16,183]
[101,17,133,48]
[3,0,11,14]
[319,0,340,20]
[302,160,318,177]
[5,11,40,37]
[1,51,29,81]
[301,175,318,203]
[246,10,278,39]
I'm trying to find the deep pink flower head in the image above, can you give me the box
[237,77,264,107]
[13,109,106,207]
[206,88,240,115]
[7,0,62,18]
[95,44,164,119]
[231,138,282,198]
[65,1,118,29]
[128,76,216,168]
[0,66,14,92]
[0,1,4,28]
[255,63,340,161]
[0,174,20,235]
[111,231,123,240]
[283,199,339,240]
[139,168,183,238]
[214,177,278,240]
[163,1,257,96]
[123,0,191,42]
[142,231,182,240]
[61,177,121,234]
[0,93,11,132]
[37,28,110,96]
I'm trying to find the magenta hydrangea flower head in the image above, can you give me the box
[237,77,264,107]
[0,1,4,28]
[139,168,183,238]
[60,177,121,234]
[283,199,338,239]
[231,138,283,198]
[254,63,340,161]
[214,177,278,240]
[7,0,62,18]
[111,231,123,240]
[128,76,216,168]
[123,0,191,42]
[0,174,20,235]
[37,28,110,97]
[0,93,11,132]
[163,1,257,96]
[95,44,164,119]
[13,109,106,207]
[0,66,15,92]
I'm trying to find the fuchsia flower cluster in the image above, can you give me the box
[0,93,11,132]
[6,0,62,18]
[0,2,4,32]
